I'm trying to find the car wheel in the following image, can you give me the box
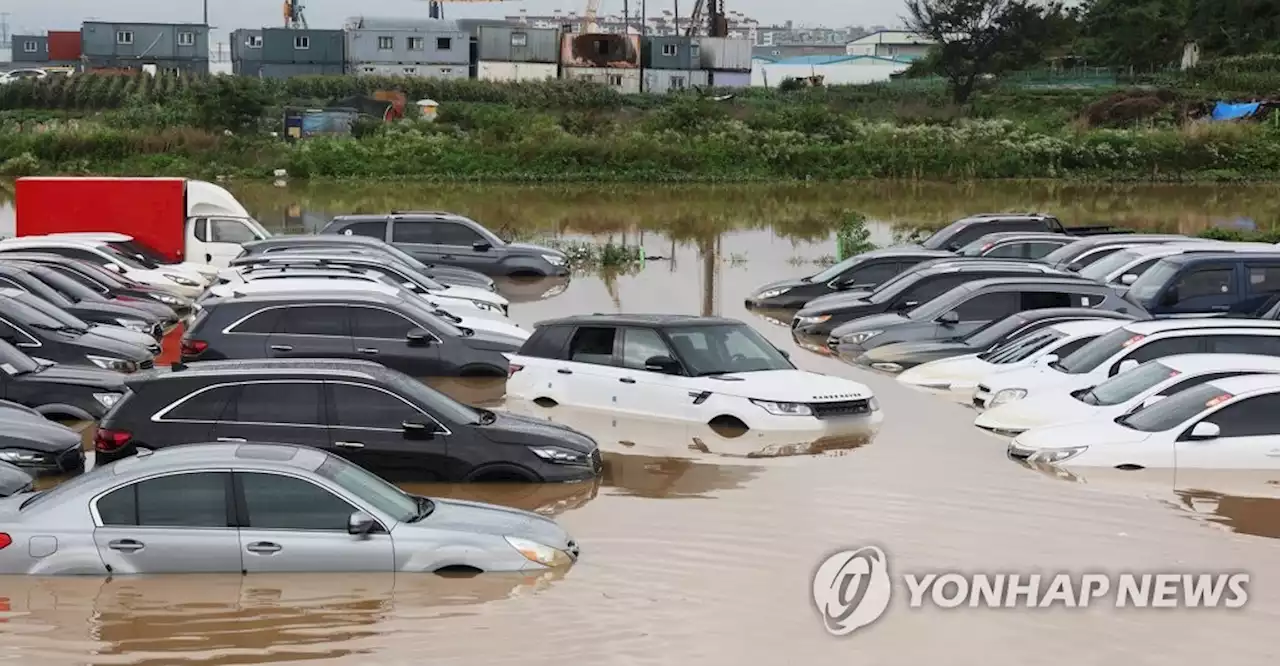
[532,397,558,408]
[708,415,749,438]
[466,464,540,483]
[434,565,483,576]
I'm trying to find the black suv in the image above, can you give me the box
[0,261,169,338]
[0,399,85,476]
[0,290,155,372]
[746,248,954,311]
[0,338,130,421]
[94,358,602,482]
[320,213,570,278]
[236,235,497,291]
[182,290,519,378]
[0,252,195,318]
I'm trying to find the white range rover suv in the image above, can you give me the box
[505,314,883,448]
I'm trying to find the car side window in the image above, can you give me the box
[433,222,486,246]
[902,276,964,305]
[210,219,258,244]
[27,247,107,265]
[1204,335,1280,355]
[1074,247,1120,268]
[339,220,388,240]
[350,306,417,339]
[229,382,323,425]
[327,382,427,430]
[621,327,674,370]
[192,218,209,242]
[1197,393,1280,437]
[524,325,573,359]
[229,308,279,334]
[983,243,1023,259]
[1246,265,1280,295]
[1122,258,1159,282]
[840,261,901,287]
[391,221,436,244]
[1158,372,1244,398]
[953,292,1020,320]
[0,277,25,291]
[163,385,239,421]
[47,266,109,294]
[567,326,617,365]
[97,472,231,528]
[1115,337,1202,373]
[1020,291,1075,310]
[1172,267,1233,302]
[1025,241,1067,259]
[0,318,37,346]
[238,472,358,531]
[275,306,348,337]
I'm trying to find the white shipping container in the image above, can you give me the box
[697,37,752,72]
[751,58,909,87]
[562,66,641,94]
[644,69,709,94]
[352,62,468,79]
[478,60,558,82]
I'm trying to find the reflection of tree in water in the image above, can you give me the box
[600,452,761,499]
[1174,489,1280,540]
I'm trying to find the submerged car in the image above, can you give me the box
[0,338,129,421]
[977,354,1280,437]
[1038,234,1212,272]
[0,252,196,319]
[0,399,85,475]
[0,442,580,574]
[235,237,497,291]
[746,248,951,311]
[955,232,1073,260]
[1008,374,1280,469]
[506,314,883,451]
[0,289,155,372]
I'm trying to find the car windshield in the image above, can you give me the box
[0,339,39,375]
[1076,361,1178,406]
[4,294,87,331]
[315,454,422,522]
[97,245,149,270]
[957,238,1000,257]
[389,374,482,425]
[1116,383,1227,432]
[666,324,794,376]
[1125,260,1181,304]
[979,330,1062,363]
[809,256,863,284]
[919,222,963,251]
[1054,326,1143,374]
[32,268,100,302]
[107,240,171,267]
[1078,249,1141,282]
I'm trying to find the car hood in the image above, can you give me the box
[863,339,971,363]
[978,364,1079,393]
[69,300,162,323]
[90,325,161,354]
[23,363,129,391]
[506,241,562,258]
[411,497,571,549]
[897,354,994,388]
[461,330,524,353]
[481,412,597,453]
[0,462,32,497]
[63,330,153,363]
[830,312,911,338]
[440,284,509,307]
[1011,419,1152,451]
[177,262,220,280]
[696,369,873,402]
[975,393,1097,432]
[1,418,82,453]
[753,278,811,296]
[802,290,875,312]
[454,315,529,341]
[108,297,176,321]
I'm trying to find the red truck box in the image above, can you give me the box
[15,177,188,263]
[47,31,82,62]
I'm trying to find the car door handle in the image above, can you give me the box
[107,539,144,553]
[335,441,365,449]
[270,345,293,352]
[441,255,454,260]
[620,377,636,384]
[557,368,573,374]
[217,437,246,443]
[357,347,379,354]
[246,542,282,554]
[1267,449,1280,458]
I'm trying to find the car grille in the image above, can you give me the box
[809,399,872,419]
[589,449,602,474]
[139,359,155,370]
[826,336,840,349]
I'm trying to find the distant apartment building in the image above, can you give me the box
[845,30,933,60]
[505,8,758,40]
[345,17,468,80]
[10,31,81,67]
[232,28,345,78]
[80,21,209,73]
[476,25,559,82]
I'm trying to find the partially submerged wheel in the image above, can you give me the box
[533,397,558,408]
[708,415,749,438]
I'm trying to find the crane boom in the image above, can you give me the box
[582,0,601,33]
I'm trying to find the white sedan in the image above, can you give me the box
[0,237,211,298]
[1008,374,1280,469]
[976,353,1280,436]
[898,319,1124,398]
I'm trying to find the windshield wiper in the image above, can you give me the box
[406,495,436,523]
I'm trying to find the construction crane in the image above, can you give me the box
[582,0,601,33]
[685,0,728,37]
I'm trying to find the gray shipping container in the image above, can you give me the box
[81,22,209,66]
[476,25,559,64]
[644,69,709,94]
[258,62,347,78]
[698,37,752,72]
[230,29,263,66]
[263,28,345,65]
[12,35,48,63]
[644,36,698,70]
[345,17,468,66]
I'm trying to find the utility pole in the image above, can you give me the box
[203,0,208,25]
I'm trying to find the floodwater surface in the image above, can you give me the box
[2,182,1280,664]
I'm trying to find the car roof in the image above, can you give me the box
[203,289,404,308]
[332,212,474,223]
[952,213,1054,225]
[133,358,393,385]
[1046,319,1128,336]
[1068,234,1199,246]
[855,247,953,260]
[0,237,105,249]
[535,313,741,328]
[246,235,388,248]
[1205,373,1280,395]
[240,253,409,267]
[1150,250,1280,266]
[1124,318,1280,334]
[951,276,1102,291]
[912,259,1062,273]
[41,232,134,242]
[971,232,1068,243]
[214,279,399,296]
[1157,353,1280,373]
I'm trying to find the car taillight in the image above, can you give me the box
[508,363,523,377]
[181,339,208,357]
[0,533,10,550]
[94,428,133,452]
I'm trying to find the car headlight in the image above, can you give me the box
[795,314,831,326]
[0,450,49,464]
[527,445,590,466]
[541,254,567,267]
[990,388,1028,406]
[868,396,881,411]
[149,292,183,306]
[840,330,882,345]
[94,392,123,408]
[870,362,903,373]
[86,354,137,373]
[471,300,500,312]
[756,287,792,300]
[505,536,574,567]
[163,274,201,287]
[1026,445,1088,464]
[114,318,150,333]
[750,399,813,416]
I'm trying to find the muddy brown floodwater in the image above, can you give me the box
[4,183,1280,664]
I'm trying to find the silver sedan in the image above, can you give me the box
[0,442,580,575]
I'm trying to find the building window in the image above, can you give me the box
[116,31,135,45]
[608,74,623,86]
[670,75,686,89]
[437,37,452,50]
[362,66,376,73]
[294,35,310,49]
[440,67,454,74]
[407,36,423,50]
[23,40,37,53]
[378,36,394,50]
[690,44,700,58]
[178,31,195,46]
[247,34,263,48]
[166,67,182,75]
[662,43,678,56]
[403,67,417,74]
[510,32,528,47]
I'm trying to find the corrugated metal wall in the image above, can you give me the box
[477,26,558,64]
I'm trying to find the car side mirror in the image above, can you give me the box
[938,311,960,326]
[472,241,492,252]
[1141,394,1167,409]
[895,300,918,311]
[406,329,432,347]
[1116,359,1140,374]
[1036,353,1058,367]
[1187,421,1220,441]
[1120,273,1138,286]
[402,420,435,440]
[347,510,377,538]
[643,355,681,374]
[1066,261,1084,272]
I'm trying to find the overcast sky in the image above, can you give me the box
[6,0,907,38]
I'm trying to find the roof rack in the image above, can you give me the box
[390,210,459,216]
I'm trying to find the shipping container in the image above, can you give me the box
[478,61,558,82]
[345,17,469,66]
[230,29,264,68]
[351,62,468,79]
[644,68,709,94]
[11,35,47,63]
[258,62,347,78]
[263,28,344,65]
[644,36,698,70]
[560,33,640,68]
[81,22,210,73]
[709,70,751,88]
[48,31,81,62]
[562,67,641,94]
[698,37,752,72]
[477,26,559,64]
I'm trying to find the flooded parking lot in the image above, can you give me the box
[3,182,1280,664]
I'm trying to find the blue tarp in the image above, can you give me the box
[1211,101,1262,121]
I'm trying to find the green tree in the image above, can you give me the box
[905,0,1074,104]
[1188,0,1280,56]
[1080,0,1190,70]
[184,76,272,132]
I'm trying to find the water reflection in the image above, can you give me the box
[400,479,600,517]
[0,570,565,665]
[494,276,572,303]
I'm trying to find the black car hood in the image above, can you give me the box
[461,330,524,352]
[108,297,177,321]
[480,412,597,453]
[830,312,912,338]
[754,278,811,295]
[802,290,876,312]
[862,339,972,363]
[59,330,153,363]
[0,418,81,453]
[506,242,562,257]
[89,326,161,355]
[68,301,162,324]
[22,363,129,391]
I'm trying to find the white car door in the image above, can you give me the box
[1175,392,1280,470]
[558,325,629,413]
[616,326,693,420]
